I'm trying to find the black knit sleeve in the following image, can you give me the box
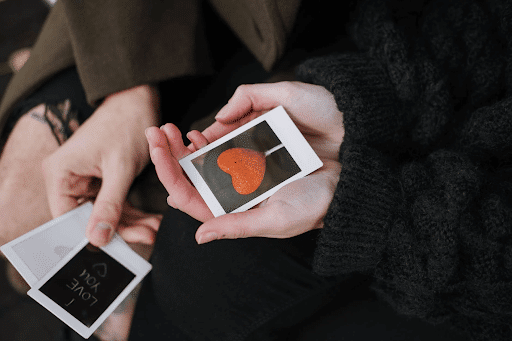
[297,53,409,151]
[295,0,512,338]
[311,97,512,339]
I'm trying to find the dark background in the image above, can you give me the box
[0,0,49,102]
[0,1,65,340]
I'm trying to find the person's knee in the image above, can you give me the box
[0,104,59,181]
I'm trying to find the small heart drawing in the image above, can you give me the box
[217,148,266,195]
[92,263,108,277]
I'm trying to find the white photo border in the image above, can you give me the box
[0,202,93,287]
[27,233,152,339]
[179,106,323,217]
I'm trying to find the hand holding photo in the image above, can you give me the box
[0,202,93,286]
[0,203,152,339]
[179,106,323,217]
[217,147,268,195]
[27,233,151,339]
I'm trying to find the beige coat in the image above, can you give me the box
[0,0,300,133]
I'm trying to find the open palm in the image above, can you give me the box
[147,82,344,244]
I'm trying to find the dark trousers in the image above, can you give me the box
[128,208,464,341]
[129,208,350,341]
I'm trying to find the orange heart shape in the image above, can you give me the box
[217,148,266,195]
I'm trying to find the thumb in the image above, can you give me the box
[214,83,285,123]
[195,202,284,244]
[86,167,133,247]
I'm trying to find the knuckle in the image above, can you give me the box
[111,154,138,175]
[172,192,189,211]
[233,225,249,239]
[268,201,293,227]
[41,155,54,175]
[234,84,250,97]
[140,228,157,245]
[280,82,302,104]
[147,216,162,231]
[95,199,123,219]
[166,196,176,208]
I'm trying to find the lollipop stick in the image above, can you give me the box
[264,143,284,157]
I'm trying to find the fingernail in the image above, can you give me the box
[94,222,114,242]
[145,127,150,138]
[198,232,218,244]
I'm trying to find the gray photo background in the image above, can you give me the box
[192,121,301,213]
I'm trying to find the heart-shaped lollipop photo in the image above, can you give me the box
[179,106,323,217]
[217,147,266,195]
[188,119,301,214]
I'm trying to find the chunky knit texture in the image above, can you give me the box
[296,0,512,340]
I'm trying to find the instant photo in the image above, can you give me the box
[21,216,152,339]
[191,121,301,213]
[38,243,135,327]
[0,202,93,286]
[180,106,323,217]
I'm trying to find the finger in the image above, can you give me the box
[120,215,162,233]
[147,127,197,205]
[119,203,163,232]
[117,225,157,245]
[186,130,209,152]
[121,202,161,219]
[167,195,177,208]
[150,146,213,222]
[147,125,213,222]
[146,126,171,152]
[42,156,93,218]
[116,202,161,245]
[147,130,189,196]
[160,123,190,160]
[215,83,287,123]
[46,181,82,218]
[200,110,261,144]
[195,201,291,244]
[86,165,135,247]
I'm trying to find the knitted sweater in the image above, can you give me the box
[296,0,512,340]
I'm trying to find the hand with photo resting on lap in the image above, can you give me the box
[42,85,162,248]
[146,82,344,244]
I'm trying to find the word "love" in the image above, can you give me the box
[64,268,101,307]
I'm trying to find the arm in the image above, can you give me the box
[146,81,344,243]
[61,0,212,105]
[297,52,512,339]
[314,132,512,338]
[43,84,162,246]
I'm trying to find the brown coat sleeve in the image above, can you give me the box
[0,0,301,134]
[62,0,212,105]
[0,0,74,134]
[208,0,301,70]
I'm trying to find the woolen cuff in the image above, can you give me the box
[312,144,400,276]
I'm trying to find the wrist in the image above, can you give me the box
[104,84,161,126]
[105,84,159,101]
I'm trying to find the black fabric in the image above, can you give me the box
[130,207,348,341]
[55,326,99,341]
[128,208,466,341]
[3,67,94,138]
[295,0,512,340]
